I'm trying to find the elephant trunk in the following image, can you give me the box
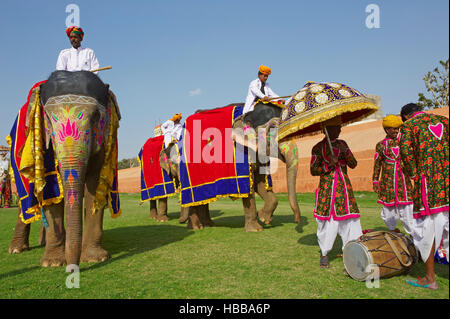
[59,155,88,266]
[280,140,301,224]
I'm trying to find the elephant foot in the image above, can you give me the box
[202,220,215,227]
[156,214,169,222]
[8,241,29,254]
[244,220,263,232]
[41,253,66,267]
[187,219,204,230]
[81,246,109,263]
[257,210,273,225]
[179,208,189,224]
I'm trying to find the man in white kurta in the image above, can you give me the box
[56,26,100,74]
[243,65,280,114]
[161,113,183,148]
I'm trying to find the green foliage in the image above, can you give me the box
[0,193,448,299]
[118,157,140,170]
[418,59,449,109]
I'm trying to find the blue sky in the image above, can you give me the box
[0,0,448,159]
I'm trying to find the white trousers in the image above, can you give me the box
[412,211,449,263]
[316,215,363,257]
[380,204,414,235]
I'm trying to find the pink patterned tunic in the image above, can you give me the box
[399,112,449,218]
[310,138,360,221]
[372,136,413,207]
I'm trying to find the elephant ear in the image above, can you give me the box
[108,90,121,121]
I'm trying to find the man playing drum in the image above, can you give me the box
[310,117,363,268]
[399,103,449,290]
[56,26,100,74]
[372,115,415,235]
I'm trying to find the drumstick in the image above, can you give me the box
[90,66,112,73]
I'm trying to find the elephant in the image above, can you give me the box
[160,102,301,232]
[157,144,191,225]
[9,70,121,267]
[233,101,302,225]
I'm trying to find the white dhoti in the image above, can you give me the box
[316,215,363,257]
[412,211,449,263]
[380,204,414,235]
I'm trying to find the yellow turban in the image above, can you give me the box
[171,113,182,121]
[382,115,402,128]
[258,65,271,75]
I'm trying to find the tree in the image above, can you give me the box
[417,59,449,109]
[118,157,140,170]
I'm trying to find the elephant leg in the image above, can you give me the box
[80,158,109,263]
[179,206,189,223]
[187,206,204,230]
[243,193,263,232]
[149,199,157,219]
[156,197,169,222]
[9,208,31,254]
[255,174,278,225]
[38,223,46,246]
[41,201,66,267]
[198,204,214,227]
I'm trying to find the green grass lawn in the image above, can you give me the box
[0,192,448,299]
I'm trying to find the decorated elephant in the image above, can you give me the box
[139,136,189,223]
[8,71,121,267]
[233,100,301,224]
[160,102,301,232]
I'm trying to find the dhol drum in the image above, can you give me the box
[343,231,418,281]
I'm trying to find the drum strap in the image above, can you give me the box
[383,233,413,267]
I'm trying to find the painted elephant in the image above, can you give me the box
[231,101,301,224]
[9,70,121,267]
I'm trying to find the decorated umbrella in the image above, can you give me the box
[277,81,379,147]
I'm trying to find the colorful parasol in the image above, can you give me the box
[277,81,379,143]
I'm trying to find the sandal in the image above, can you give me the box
[320,256,329,268]
[406,278,438,290]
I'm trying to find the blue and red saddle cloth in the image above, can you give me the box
[138,135,176,201]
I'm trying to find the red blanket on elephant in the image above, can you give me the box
[138,135,176,201]
[178,104,251,206]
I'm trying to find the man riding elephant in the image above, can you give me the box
[56,26,100,73]
[8,70,122,267]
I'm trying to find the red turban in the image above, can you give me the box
[66,26,84,39]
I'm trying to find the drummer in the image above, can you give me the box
[372,115,414,235]
[310,116,363,268]
[399,103,449,290]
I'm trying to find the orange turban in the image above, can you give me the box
[171,113,182,121]
[66,26,84,39]
[258,65,271,75]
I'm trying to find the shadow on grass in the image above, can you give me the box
[0,266,41,280]
[82,224,194,272]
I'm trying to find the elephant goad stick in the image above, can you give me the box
[90,66,112,73]
[268,95,292,100]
